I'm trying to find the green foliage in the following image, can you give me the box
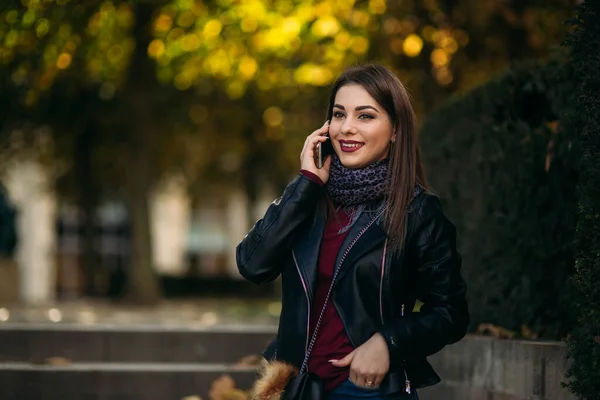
[0,0,132,105]
[564,0,600,398]
[0,0,577,183]
[420,59,578,339]
[149,0,378,96]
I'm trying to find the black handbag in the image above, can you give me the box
[280,371,323,400]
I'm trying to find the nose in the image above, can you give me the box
[341,119,357,135]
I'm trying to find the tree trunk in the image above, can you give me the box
[120,2,161,304]
[75,115,101,298]
[243,124,260,229]
[125,153,160,304]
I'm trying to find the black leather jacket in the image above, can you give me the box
[236,174,469,396]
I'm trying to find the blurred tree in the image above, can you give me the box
[0,0,172,302]
[151,0,575,215]
[0,0,576,302]
[0,0,377,302]
[147,0,384,226]
[372,0,576,114]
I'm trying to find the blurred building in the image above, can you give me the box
[2,160,276,304]
[0,179,19,303]
[3,160,56,304]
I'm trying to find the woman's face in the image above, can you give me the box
[329,84,394,169]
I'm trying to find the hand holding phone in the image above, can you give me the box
[316,134,334,169]
[300,121,332,184]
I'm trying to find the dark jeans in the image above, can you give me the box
[326,379,419,400]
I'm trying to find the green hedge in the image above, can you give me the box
[564,0,600,398]
[419,60,578,339]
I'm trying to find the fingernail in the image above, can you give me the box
[328,359,337,363]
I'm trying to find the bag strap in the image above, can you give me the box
[299,206,386,374]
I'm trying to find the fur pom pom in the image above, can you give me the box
[251,360,299,400]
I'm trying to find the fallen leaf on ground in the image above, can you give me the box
[209,374,236,400]
[235,354,262,367]
[45,357,72,365]
[476,323,516,339]
[223,389,248,400]
[521,324,539,339]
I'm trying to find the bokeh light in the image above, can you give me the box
[403,34,423,57]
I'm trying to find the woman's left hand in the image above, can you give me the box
[330,333,390,388]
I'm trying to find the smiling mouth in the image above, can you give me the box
[340,142,364,152]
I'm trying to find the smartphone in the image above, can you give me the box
[316,135,334,169]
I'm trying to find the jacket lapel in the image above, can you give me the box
[292,208,326,300]
[292,200,388,297]
[334,203,388,285]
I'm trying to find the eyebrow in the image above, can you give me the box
[333,104,380,113]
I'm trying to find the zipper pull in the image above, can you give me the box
[401,304,405,317]
[405,379,411,394]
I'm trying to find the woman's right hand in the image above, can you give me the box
[300,120,332,184]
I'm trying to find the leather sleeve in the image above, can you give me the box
[236,174,324,284]
[379,194,469,360]
[299,170,325,187]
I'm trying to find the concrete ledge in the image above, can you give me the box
[419,335,576,400]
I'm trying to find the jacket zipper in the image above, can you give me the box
[295,207,386,369]
[401,303,410,394]
[380,193,421,395]
[337,207,387,287]
[332,207,387,348]
[380,260,411,394]
[292,251,311,353]
[298,208,388,372]
[379,239,388,325]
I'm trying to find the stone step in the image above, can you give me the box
[0,362,259,400]
[0,324,276,364]
[0,362,438,400]
[0,333,577,400]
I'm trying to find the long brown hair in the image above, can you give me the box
[326,64,427,253]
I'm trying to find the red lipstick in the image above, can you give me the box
[339,140,365,153]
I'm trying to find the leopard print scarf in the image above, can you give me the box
[327,154,389,207]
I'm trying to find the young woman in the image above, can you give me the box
[237,64,469,399]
